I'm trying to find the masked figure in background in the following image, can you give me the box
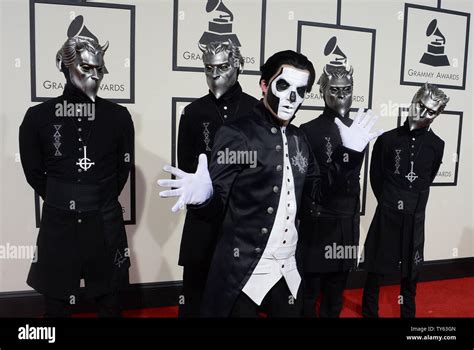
[361,83,448,318]
[159,50,382,317]
[299,65,364,317]
[176,40,258,317]
[19,16,134,317]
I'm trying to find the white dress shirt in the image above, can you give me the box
[242,126,301,305]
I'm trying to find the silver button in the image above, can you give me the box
[78,128,82,132]
[78,168,82,173]
[411,145,415,148]
[224,106,228,110]
[78,138,82,142]
[267,207,274,214]
[255,248,261,254]
[78,118,82,122]
[224,115,228,118]
[276,165,282,171]
[412,138,415,141]
[261,228,268,234]
[271,127,278,134]
[77,219,82,223]
[273,186,279,193]
[79,147,83,151]
[276,145,282,152]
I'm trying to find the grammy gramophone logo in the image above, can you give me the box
[323,36,347,68]
[198,0,241,50]
[420,19,450,67]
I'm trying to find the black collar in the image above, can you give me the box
[402,118,430,136]
[253,100,290,128]
[209,82,242,104]
[322,106,351,126]
[62,83,96,104]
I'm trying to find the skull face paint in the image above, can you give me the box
[68,48,105,102]
[203,50,239,99]
[407,83,449,131]
[265,66,309,121]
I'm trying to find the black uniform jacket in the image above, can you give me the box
[361,119,444,278]
[19,84,134,299]
[177,82,258,266]
[193,101,364,316]
[299,107,364,273]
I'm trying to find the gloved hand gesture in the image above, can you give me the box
[157,154,213,212]
[335,108,384,152]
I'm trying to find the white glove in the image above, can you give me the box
[157,153,213,213]
[334,108,384,152]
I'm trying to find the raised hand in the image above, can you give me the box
[334,108,384,152]
[157,154,213,213]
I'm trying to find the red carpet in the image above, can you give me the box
[73,277,474,318]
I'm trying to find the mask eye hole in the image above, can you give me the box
[80,65,91,72]
[219,63,230,71]
[343,86,352,93]
[297,86,307,98]
[276,79,290,92]
[329,87,338,95]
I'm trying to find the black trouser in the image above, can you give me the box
[230,278,303,317]
[178,263,211,318]
[303,271,349,318]
[362,272,418,318]
[44,292,121,318]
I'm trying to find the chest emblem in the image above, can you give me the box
[203,122,211,151]
[291,135,308,174]
[394,149,401,174]
[325,136,333,163]
[53,124,63,156]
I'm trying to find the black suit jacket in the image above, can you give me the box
[177,82,258,266]
[194,102,364,317]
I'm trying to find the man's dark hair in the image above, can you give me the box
[259,50,316,92]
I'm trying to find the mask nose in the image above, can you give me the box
[289,91,296,103]
[419,108,428,119]
[91,68,99,81]
[212,67,220,79]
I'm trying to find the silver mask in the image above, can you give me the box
[407,83,449,131]
[56,16,109,102]
[319,65,353,118]
[201,40,243,99]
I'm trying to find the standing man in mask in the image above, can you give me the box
[159,50,382,317]
[19,16,133,317]
[299,65,364,317]
[176,40,258,317]
[361,83,448,317]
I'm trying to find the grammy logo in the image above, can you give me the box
[198,0,241,51]
[324,36,347,68]
[420,19,450,67]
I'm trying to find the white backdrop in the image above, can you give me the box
[0,0,472,293]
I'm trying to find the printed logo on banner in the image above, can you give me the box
[400,3,470,90]
[296,21,376,111]
[172,0,266,75]
[292,110,369,216]
[30,0,136,103]
[397,108,463,186]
